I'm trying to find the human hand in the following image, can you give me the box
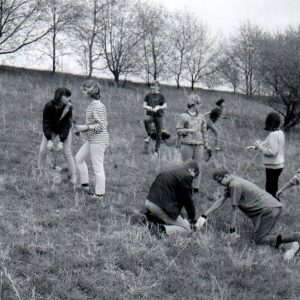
[47,140,54,151]
[276,190,282,199]
[254,140,261,149]
[229,229,240,241]
[245,145,255,150]
[56,141,63,151]
[195,216,207,230]
[152,106,160,113]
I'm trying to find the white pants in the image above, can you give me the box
[38,133,77,183]
[145,199,191,235]
[75,141,107,195]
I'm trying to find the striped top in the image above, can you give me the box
[85,100,109,145]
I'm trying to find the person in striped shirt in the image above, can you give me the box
[74,80,109,199]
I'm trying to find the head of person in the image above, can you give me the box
[264,112,281,131]
[54,87,72,107]
[187,94,202,110]
[212,168,231,186]
[82,80,101,100]
[151,80,160,94]
[184,159,199,178]
[216,98,225,107]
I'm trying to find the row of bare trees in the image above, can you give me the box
[1,0,300,129]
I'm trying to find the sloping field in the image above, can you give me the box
[0,66,299,299]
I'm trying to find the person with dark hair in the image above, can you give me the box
[247,112,285,198]
[176,94,209,193]
[205,98,226,151]
[196,168,300,260]
[144,159,200,235]
[38,87,76,184]
[143,80,167,156]
[74,80,109,199]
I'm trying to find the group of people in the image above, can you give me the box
[38,80,109,199]
[142,82,300,261]
[37,78,300,261]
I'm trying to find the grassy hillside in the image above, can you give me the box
[0,66,300,299]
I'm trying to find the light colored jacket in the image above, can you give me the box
[259,130,285,168]
[176,111,208,146]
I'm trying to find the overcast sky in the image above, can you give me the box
[151,0,300,36]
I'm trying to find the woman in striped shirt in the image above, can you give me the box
[74,80,109,199]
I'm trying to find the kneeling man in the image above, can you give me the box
[145,159,199,235]
[197,168,300,260]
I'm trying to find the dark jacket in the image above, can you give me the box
[42,100,73,142]
[147,167,196,221]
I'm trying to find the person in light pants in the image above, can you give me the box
[74,80,109,199]
[38,87,76,184]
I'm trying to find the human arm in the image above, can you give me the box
[176,114,196,136]
[58,106,73,142]
[201,119,208,149]
[196,193,227,229]
[153,102,167,113]
[42,103,54,141]
[143,101,153,112]
[255,134,278,156]
[79,102,107,133]
[276,173,300,198]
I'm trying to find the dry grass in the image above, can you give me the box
[0,66,300,299]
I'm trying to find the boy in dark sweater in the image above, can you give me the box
[145,159,199,235]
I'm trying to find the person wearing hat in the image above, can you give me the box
[205,98,225,151]
[196,168,300,260]
[74,80,109,199]
[247,112,285,198]
[143,80,167,155]
[144,159,200,235]
[38,87,77,184]
[176,94,208,193]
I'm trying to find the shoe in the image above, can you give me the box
[193,188,199,193]
[153,151,159,157]
[80,184,90,192]
[283,242,300,261]
[148,223,166,239]
[144,136,150,143]
[90,193,104,200]
[214,147,221,151]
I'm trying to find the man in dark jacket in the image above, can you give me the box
[145,159,199,235]
[38,87,76,184]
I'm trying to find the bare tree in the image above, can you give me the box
[167,10,194,89]
[100,0,144,85]
[217,50,240,93]
[70,0,113,77]
[136,1,170,84]
[181,21,218,90]
[0,0,51,55]
[258,27,300,131]
[37,0,78,73]
[230,21,262,96]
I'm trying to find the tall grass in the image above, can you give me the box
[0,66,299,299]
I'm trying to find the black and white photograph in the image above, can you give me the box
[0,0,300,298]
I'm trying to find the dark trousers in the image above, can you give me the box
[265,168,283,198]
[144,116,163,151]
